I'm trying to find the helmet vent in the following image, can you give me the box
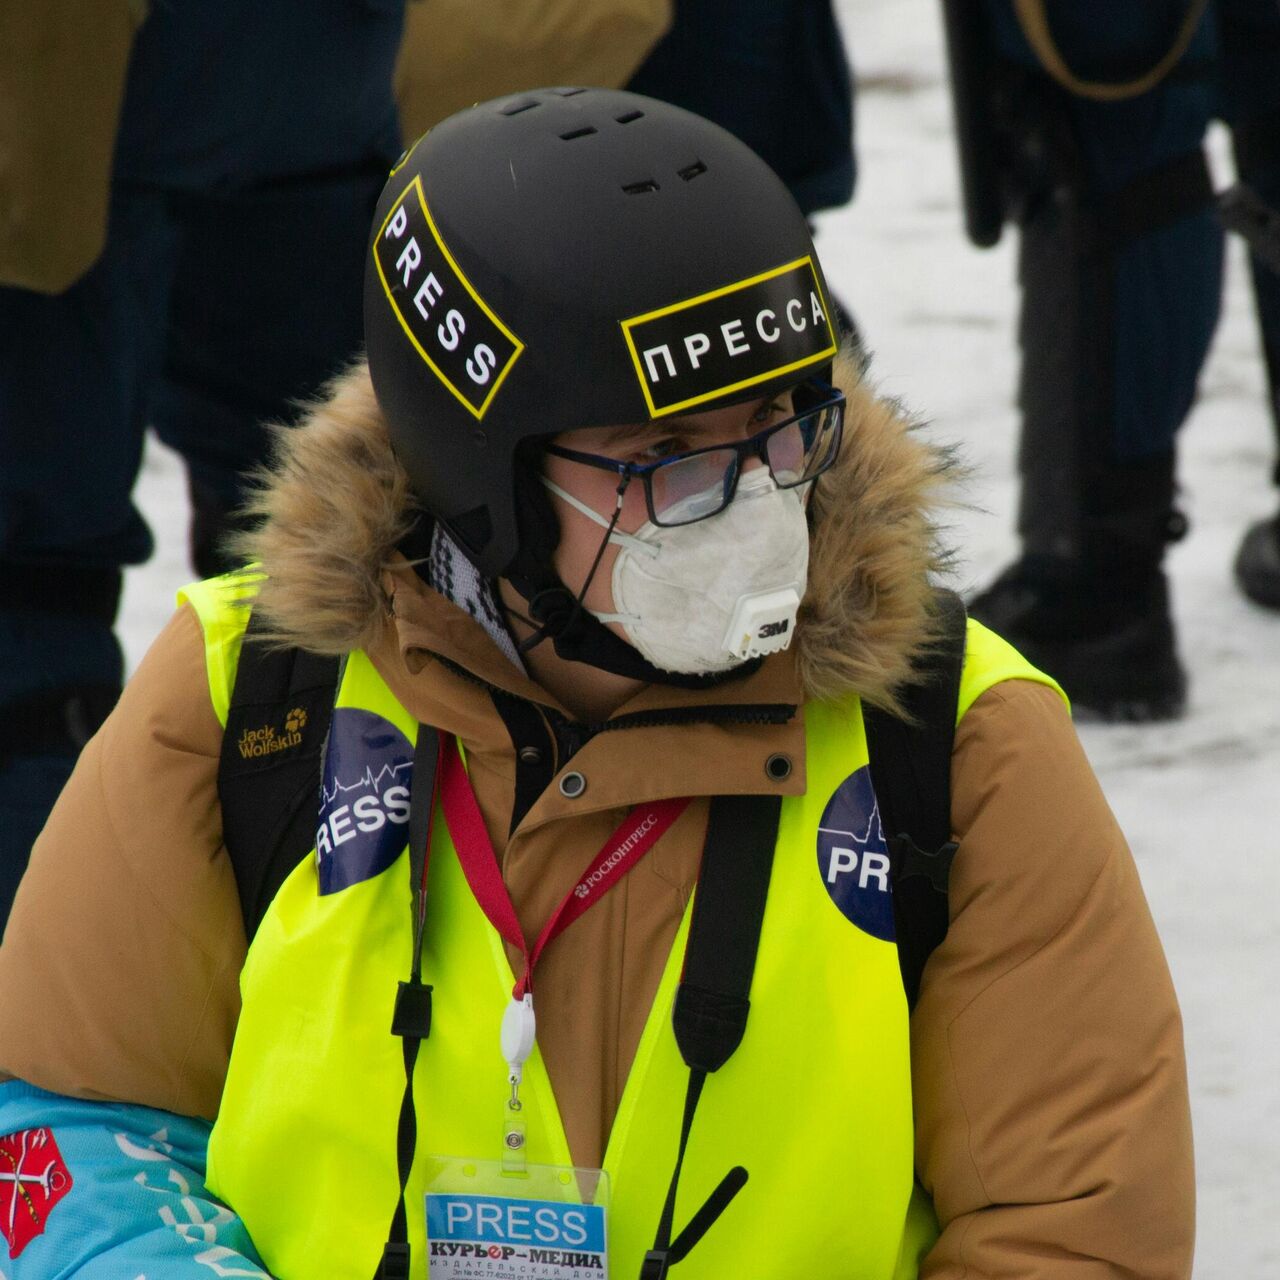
[553,87,588,97]
[678,160,707,181]
[622,179,660,195]
[559,126,598,141]
[500,99,539,116]
[615,110,645,124]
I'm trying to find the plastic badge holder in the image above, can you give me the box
[424,1155,610,1279]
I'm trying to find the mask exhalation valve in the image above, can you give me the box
[722,587,802,660]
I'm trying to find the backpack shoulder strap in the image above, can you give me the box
[863,588,967,1012]
[642,792,782,1279]
[217,607,341,942]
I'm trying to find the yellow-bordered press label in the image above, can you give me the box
[620,257,837,417]
[374,176,523,419]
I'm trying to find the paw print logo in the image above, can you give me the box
[285,708,308,734]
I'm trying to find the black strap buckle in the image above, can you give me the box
[640,1249,671,1280]
[390,979,434,1040]
[890,834,959,895]
[375,1241,410,1280]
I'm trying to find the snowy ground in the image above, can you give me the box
[120,2,1278,1271]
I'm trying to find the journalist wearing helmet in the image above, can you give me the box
[0,91,1192,1278]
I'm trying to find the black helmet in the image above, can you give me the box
[364,86,838,579]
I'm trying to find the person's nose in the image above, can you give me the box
[740,429,774,473]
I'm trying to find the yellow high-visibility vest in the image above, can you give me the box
[180,574,1059,1278]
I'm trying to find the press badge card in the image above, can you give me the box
[425,1157,609,1279]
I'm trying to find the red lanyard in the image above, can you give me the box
[438,733,690,998]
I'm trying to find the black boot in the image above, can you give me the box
[971,447,1189,723]
[970,554,1187,721]
[1235,510,1280,608]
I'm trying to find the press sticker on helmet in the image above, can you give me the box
[620,257,837,417]
[373,175,524,419]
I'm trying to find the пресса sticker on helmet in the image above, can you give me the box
[620,257,836,417]
[373,175,524,420]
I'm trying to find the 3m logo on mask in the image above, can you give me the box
[621,257,836,416]
[316,708,415,894]
[375,175,524,418]
[816,765,895,941]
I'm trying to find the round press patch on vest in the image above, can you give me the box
[815,764,895,941]
[317,708,415,894]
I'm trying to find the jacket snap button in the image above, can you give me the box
[765,753,792,781]
[559,771,587,798]
[518,746,542,765]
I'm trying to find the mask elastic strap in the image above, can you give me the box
[517,473,634,655]
[541,477,660,559]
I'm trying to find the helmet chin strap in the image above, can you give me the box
[503,450,761,692]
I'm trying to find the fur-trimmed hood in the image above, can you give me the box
[231,347,954,713]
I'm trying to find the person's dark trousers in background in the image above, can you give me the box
[0,0,404,928]
[628,0,855,217]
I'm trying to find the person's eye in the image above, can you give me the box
[751,399,785,425]
[634,437,685,463]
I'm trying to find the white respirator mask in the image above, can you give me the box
[543,465,810,674]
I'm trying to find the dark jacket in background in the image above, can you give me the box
[628,0,855,216]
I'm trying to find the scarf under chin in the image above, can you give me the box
[424,524,526,672]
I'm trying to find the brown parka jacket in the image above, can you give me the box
[0,353,1194,1276]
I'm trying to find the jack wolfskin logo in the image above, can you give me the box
[621,257,836,416]
[236,707,307,760]
[1,1128,73,1260]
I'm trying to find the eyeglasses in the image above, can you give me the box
[544,380,845,528]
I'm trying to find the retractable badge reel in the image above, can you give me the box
[423,991,613,1279]
[501,993,536,1171]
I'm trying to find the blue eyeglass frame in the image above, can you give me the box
[542,380,846,527]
